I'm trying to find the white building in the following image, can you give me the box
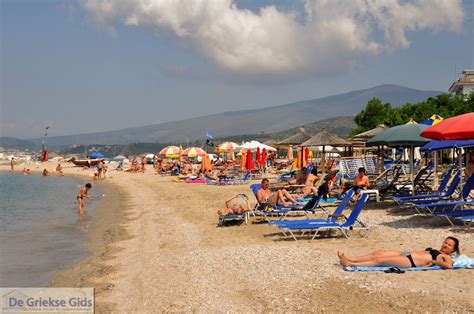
[448,70,474,99]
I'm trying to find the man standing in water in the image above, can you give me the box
[10,157,15,172]
[77,183,93,214]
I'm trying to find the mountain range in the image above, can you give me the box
[30,84,442,146]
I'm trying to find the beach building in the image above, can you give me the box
[449,69,474,99]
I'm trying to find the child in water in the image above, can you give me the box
[77,183,93,214]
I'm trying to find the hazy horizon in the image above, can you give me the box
[1,0,473,139]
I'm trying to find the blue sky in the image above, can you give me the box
[1,0,472,139]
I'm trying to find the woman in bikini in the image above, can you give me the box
[77,183,93,215]
[338,237,459,269]
[217,194,251,216]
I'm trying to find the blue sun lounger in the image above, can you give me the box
[269,189,354,228]
[392,167,456,204]
[277,193,370,240]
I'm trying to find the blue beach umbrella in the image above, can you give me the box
[89,152,105,159]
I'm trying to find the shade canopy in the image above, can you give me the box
[89,152,104,159]
[420,139,474,152]
[159,146,181,158]
[352,124,388,141]
[301,129,351,147]
[278,130,312,145]
[366,123,429,147]
[420,112,474,140]
[234,140,277,152]
[420,114,444,126]
[182,147,206,157]
[215,141,238,153]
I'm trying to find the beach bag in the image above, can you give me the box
[257,203,274,212]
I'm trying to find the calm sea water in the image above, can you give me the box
[0,172,100,287]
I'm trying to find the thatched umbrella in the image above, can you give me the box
[301,128,351,170]
[352,124,388,171]
[351,124,388,147]
[278,128,312,145]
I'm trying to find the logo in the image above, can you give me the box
[1,288,94,313]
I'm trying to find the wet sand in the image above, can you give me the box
[2,161,473,312]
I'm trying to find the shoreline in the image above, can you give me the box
[0,162,130,312]
[49,179,130,312]
[1,162,473,312]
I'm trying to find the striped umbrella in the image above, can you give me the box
[159,146,181,158]
[182,147,206,157]
[216,141,238,153]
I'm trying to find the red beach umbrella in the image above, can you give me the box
[256,147,261,165]
[261,148,267,166]
[421,112,474,140]
[304,147,309,165]
[246,149,255,170]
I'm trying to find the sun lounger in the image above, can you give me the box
[277,194,370,240]
[269,189,354,228]
[392,167,456,204]
[218,212,249,227]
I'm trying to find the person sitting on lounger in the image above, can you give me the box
[351,167,370,202]
[338,236,459,269]
[257,178,302,207]
[217,194,251,216]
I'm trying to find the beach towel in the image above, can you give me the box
[343,255,474,272]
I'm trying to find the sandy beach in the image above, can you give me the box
[2,161,473,312]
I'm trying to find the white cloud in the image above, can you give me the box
[81,0,464,75]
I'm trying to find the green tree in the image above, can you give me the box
[352,98,392,135]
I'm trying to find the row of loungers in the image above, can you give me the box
[391,167,474,228]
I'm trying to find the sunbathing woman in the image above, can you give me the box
[217,194,251,216]
[338,237,459,269]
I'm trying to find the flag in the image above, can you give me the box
[205,132,214,139]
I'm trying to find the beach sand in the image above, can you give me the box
[2,161,473,312]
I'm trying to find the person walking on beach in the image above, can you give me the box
[77,183,93,214]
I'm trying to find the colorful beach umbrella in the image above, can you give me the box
[304,147,309,165]
[420,114,443,126]
[182,147,206,157]
[405,118,418,124]
[246,149,255,170]
[215,141,238,153]
[159,146,181,158]
[420,113,474,140]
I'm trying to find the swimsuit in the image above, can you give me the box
[425,248,442,260]
[401,252,417,267]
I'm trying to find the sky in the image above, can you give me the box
[1,0,473,139]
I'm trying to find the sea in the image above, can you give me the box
[0,172,100,287]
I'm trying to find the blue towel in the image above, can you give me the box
[343,255,474,272]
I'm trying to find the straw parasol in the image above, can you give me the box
[301,128,351,170]
[351,124,388,147]
[278,128,312,145]
[301,129,351,147]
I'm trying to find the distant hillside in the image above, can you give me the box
[32,84,441,145]
[0,137,37,150]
